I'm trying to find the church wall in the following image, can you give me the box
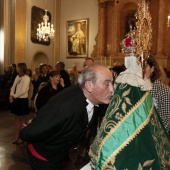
[15,0,27,64]
[150,0,170,69]
[26,0,58,71]
[96,0,170,69]
[60,0,98,70]
[2,0,170,72]
[2,0,59,72]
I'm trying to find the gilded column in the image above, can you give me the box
[105,1,114,57]
[157,0,166,54]
[97,2,106,57]
[15,0,26,63]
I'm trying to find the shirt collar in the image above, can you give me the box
[86,99,94,110]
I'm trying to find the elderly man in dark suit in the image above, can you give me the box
[19,63,113,170]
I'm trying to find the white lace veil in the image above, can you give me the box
[115,56,151,91]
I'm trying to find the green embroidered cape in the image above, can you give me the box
[89,83,170,170]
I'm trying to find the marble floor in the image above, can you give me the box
[0,105,90,170]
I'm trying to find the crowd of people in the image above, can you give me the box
[0,55,170,169]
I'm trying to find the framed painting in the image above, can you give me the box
[31,6,51,46]
[66,18,89,58]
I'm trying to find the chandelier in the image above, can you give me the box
[36,10,55,41]
[167,14,170,28]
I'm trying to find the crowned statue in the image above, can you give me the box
[88,0,170,169]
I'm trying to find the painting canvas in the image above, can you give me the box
[31,6,51,46]
[67,18,89,58]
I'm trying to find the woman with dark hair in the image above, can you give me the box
[144,56,170,133]
[35,70,65,111]
[9,63,30,144]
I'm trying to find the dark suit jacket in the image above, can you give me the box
[60,70,71,88]
[19,85,93,164]
[35,82,64,111]
[9,70,18,88]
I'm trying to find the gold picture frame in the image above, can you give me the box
[66,18,89,58]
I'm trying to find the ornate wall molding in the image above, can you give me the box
[92,0,170,69]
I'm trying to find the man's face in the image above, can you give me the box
[42,66,48,75]
[90,68,114,105]
[83,59,94,68]
[10,66,15,71]
[55,64,61,71]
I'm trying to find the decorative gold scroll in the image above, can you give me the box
[135,0,152,58]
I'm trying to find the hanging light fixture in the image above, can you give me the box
[167,14,170,28]
[36,10,55,41]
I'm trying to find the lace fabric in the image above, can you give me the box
[115,56,152,91]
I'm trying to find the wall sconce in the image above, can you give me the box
[167,14,170,28]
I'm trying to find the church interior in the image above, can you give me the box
[0,0,170,169]
[0,0,170,72]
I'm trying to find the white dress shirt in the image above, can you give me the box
[86,99,94,122]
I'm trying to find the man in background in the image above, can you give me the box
[55,61,71,88]
[83,57,94,68]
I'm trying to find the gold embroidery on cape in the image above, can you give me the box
[102,99,154,170]
[89,84,131,161]
[137,159,155,170]
[89,89,152,169]
[151,110,170,169]
[89,84,128,162]
[103,159,155,170]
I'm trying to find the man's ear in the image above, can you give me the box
[84,80,93,93]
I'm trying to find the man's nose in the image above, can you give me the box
[109,83,114,93]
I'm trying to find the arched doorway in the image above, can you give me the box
[31,51,48,71]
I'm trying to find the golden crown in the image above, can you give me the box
[120,26,136,56]
[120,0,152,58]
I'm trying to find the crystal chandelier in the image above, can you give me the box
[167,14,170,28]
[36,10,55,41]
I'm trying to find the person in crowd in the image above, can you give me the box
[3,64,18,108]
[19,63,113,170]
[112,64,126,89]
[34,64,49,98]
[32,68,40,83]
[55,61,71,88]
[33,82,48,113]
[2,66,11,104]
[166,69,170,87]
[83,57,94,68]
[35,70,65,111]
[9,63,30,144]
[144,56,170,133]
[32,67,40,101]
[68,64,79,85]
[8,64,18,88]
[74,57,94,85]
[26,69,34,110]
[158,64,169,86]
[89,30,170,170]
[48,65,53,71]
[36,64,49,87]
